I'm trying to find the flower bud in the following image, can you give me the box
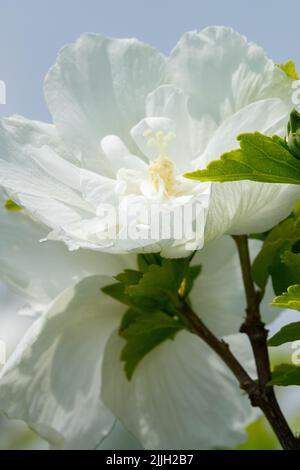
[287,108,300,158]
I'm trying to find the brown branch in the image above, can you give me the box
[232,235,299,450]
[181,301,300,449]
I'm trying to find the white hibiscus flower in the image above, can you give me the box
[0,26,299,257]
[0,26,295,450]
[0,198,262,449]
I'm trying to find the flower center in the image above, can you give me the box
[143,130,176,196]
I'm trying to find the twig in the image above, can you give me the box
[232,235,299,450]
[181,300,299,449]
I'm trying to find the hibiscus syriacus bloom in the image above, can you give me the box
[0,193,261,448]
[0,26,295,450]
[0,26,299,257]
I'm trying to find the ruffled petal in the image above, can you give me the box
[44,34,166,173]
[167,26,292,124]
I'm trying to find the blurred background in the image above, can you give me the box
[1,0,300,120]
[0,0,300,449]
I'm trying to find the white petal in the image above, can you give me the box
[98,421,142,450]
[167,26,292,124]
[0,412,47,450]
[195,98,289,169]
[0,194,135,302]
[44,34,166,173]
[190,236,277,335]
[205,182,300,240]
[0,276,125,449]
[190,236,246,336]
[0,116,82,197]
[0,284,34,361]
[102,330,257,450]
[80,168,117,209]
[101,135,147,174]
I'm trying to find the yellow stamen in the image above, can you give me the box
[143,129,176,196]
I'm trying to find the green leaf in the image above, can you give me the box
[120,309,184,380]
[137,253,201,300]
[126,261,184,313]
[119,307,144,334]
[277,60,299,80]
[287,108,300,159]
[115,269,143,285]
[102,269,143,307]
[103,257,200,313]
[268,321,300,346]
[252,217,300,292]
[101,282,133,307]
[236,417,279,450]
[4,199,22,212]
[185,133,300,185]
[137,253,162,272]
[270,363,300,386]
[272,284,300,310]
[270,251,300,295]
[102,255,202,380]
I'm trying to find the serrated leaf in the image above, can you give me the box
[270,363,300,386]
[103,255,202,380]
[272,284,300,310]
[126,261,183,313]
[252,217,300,292]
[185,133,300,185]
[4,199,22,212]
[268,321,300,346]
[102,269,143,307]
[120,310,184,379]
[119,307,144,334]
[101,282,133,307]
[277,60,299,80]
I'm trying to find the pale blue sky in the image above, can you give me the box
[0,0,300,120]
